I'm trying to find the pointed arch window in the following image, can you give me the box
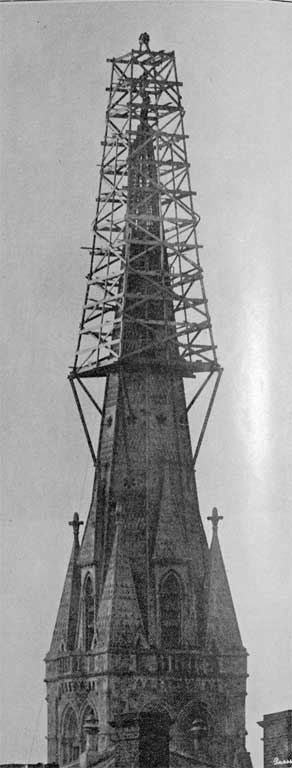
[61,708,79,765]
[84,575,94,651]
[160,572,181,648]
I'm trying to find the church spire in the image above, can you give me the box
[206,508,243,651]
[46,35,251,768]
[68,31,222,471]
[47,513,83,657]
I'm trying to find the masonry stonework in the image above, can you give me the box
[258,711,292,768]
[45,35,253,768]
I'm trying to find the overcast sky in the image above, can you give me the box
[0,1,291,766]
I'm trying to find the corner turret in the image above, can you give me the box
[206,508,243,650]
[47,513,83,657]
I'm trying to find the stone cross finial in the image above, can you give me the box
[69,511,83,541]
[207,507,223,532]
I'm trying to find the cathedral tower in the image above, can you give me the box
[45,35,252,768]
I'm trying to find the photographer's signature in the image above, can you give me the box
[273,759,292,765]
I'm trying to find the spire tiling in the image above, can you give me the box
[69,35,222,467]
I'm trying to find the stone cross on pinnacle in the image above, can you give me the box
[69,512,84,542]
[207,507,223,532]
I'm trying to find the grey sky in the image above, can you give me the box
[0,1,291,766]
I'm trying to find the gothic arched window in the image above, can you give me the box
[84,575,94,651]
[61,708,79,765]
[160,572,181,648]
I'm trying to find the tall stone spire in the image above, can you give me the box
[45,35,252,768]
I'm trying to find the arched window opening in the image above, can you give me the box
[84,576,94,651]
[139,711,170,768]
[160,572,181,648]
[61,709,79,765]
